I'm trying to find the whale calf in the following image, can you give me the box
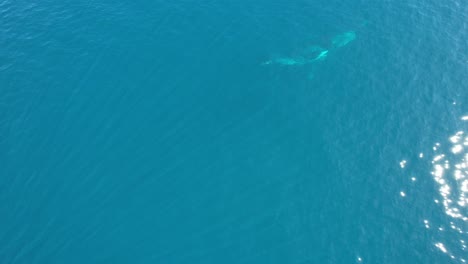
[331,31,356,48]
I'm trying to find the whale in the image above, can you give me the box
[331,31,356,48]
[262,31,356,67]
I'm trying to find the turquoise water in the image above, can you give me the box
[1,0,468,263]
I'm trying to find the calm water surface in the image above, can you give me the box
[1,0,467,263]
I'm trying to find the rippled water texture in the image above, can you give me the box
[1,0,467,263]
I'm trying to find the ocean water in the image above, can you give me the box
[1,0,467,263]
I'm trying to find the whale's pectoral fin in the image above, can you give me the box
[313,50,329,61]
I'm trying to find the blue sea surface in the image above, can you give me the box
[1,0,468,263]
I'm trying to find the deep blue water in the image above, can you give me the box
[1,0,468,263]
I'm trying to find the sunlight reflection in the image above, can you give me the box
[430,128,468,221]
[399,114,467,262]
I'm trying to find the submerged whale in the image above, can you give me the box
[332,31,356,48]
[262,31,356,67]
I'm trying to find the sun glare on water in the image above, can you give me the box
[399,114,468,262]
